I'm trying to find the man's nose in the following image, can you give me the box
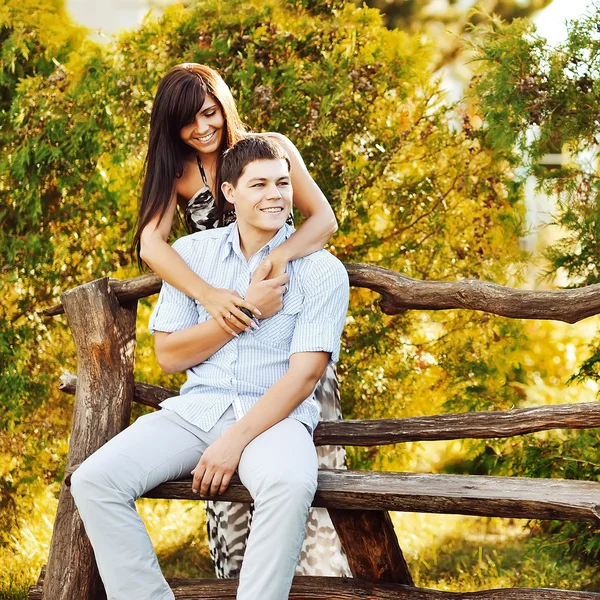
[266,183,282,199]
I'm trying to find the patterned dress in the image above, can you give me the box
[185,157,351,578]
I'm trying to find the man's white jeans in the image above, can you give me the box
[70,405,318,600]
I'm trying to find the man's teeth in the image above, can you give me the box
[260,207,282,212]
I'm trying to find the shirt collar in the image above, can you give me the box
[220,222,292,263]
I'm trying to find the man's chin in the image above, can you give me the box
[255,214,290,231]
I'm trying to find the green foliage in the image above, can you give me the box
[470,6,600,287]
[5,0,599,593]
[458,6,600,562]
[0,0,86,118]
[1,0,528,441]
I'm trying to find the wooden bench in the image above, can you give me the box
[32,269,600,599]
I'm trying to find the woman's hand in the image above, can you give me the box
[199,286,261,336]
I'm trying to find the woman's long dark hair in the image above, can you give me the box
[132,63,246,267]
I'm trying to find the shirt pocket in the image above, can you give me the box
[254,293,303,348]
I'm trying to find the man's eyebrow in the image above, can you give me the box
[247,175,291,183]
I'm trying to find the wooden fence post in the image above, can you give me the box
[43,278,137,600]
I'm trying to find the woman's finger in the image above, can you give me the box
[232,297,262,318]
[217,315,238,337]
[229,306,257,329]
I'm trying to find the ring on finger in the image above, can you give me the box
[225,312,232,320]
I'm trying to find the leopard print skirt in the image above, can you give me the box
[206,362,351,577]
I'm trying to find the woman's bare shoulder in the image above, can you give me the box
[174,156,204,204]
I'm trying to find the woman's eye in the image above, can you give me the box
[205,111,216,117]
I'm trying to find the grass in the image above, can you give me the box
[393,512,600,592]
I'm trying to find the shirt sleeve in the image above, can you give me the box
[289,255,349,363]
[148,239,199,334]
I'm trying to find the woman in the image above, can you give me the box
[133,63,351,578]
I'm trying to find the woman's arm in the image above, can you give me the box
[139,192,259,334]
[262,132,338,277]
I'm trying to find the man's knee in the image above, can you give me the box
[70,459,120,507]
[70,460,101,502]
[258,468,318,507]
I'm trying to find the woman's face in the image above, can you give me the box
[179,95,225,156]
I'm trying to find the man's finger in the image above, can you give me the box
[209,473,223,497]
[192,464,206,493]
[219,472,233,495]
[252,260,272,282]
[199,469,214,496]
[270,273,290,287]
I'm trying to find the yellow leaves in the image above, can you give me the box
[252,25,270,42]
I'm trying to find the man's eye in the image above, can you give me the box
[278,181,290,186]
[253,183,264,187]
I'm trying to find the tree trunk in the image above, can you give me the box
[43,278,137,600]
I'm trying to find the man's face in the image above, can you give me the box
[224,158,292,233]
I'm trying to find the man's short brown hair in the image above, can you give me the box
[221,135,291,187]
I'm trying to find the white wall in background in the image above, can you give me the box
[66,0,173,40]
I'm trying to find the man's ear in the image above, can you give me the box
[221,181,235,205]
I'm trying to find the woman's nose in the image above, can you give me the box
[195,116,207,133]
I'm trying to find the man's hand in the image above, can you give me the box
[258,248,288,279]
[246,260,289,319]
[191,433,245,496]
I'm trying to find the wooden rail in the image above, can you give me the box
[41,267,600,323]
[59,372,600,444]
[141,470,600,522]
[35,271,600,600]
[29,575,600,599]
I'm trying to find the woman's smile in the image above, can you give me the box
[196,130,217,144]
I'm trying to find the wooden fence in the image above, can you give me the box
[30,265,600,599]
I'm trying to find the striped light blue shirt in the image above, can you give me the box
[149,223,349,435]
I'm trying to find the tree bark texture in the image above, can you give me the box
[43,278,137,600]
[59,371,174,410]
[30,574,600,599]
[42,267,600,324]
[328,509,413,584]
[59,373,600,444]
[144,470,600,522]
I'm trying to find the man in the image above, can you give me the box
[70,136,349,600]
